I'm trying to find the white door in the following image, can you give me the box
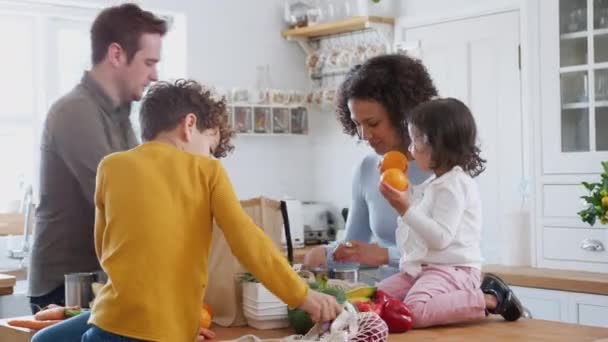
[400,11,526,265]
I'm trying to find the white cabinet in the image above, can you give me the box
[539,0,608,174]
[511,286,571,323]
[512,286,608,327]
[537,0,608,273]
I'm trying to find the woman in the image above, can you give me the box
[303,54,438,282]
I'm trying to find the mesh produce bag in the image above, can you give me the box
[228,303,388,342]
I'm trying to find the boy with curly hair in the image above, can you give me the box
[34,79,342,342]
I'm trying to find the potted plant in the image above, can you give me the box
[578,161,608,228]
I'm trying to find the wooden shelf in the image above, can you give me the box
[282,16,393,39]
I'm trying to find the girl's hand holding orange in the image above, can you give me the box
[379,175,410,217]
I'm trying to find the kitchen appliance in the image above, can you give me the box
[281,199,305,249]
[302,201,339,245]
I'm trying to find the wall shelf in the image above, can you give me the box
[228,104,308,136]
[281,16,394,56]
[282,16,394,39]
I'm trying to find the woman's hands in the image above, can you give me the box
[332,241,389,266]
[303,245,328,269]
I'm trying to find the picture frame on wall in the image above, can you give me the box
[254,107,271,133]
[272,108,290,134]
[291,107,308,134]
[234,106,252,133]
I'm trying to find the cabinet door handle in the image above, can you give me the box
[580,239,605,252]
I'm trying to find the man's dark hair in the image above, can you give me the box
[91,3,167,65]
[140,79,235,158]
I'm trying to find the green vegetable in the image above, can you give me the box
[64,308,82,318]
[288,284,346,334]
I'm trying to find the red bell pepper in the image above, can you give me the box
[354,301,383,316]
[372,290,413,333]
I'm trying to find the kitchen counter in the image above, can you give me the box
[212,317,608,341]
[1,316,607,341]
[483,264,608,296]
[289,247,608,296]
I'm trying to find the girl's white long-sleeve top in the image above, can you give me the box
[397,166,483,275]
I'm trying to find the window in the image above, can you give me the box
[0,2,186,210]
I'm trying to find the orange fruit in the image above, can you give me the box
[381,168,409,191]
[380,151,408,173]
[203,303,213,317]
[602,196,608,208]
[200,305,213,329]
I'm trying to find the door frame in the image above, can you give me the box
[394,2,542,267]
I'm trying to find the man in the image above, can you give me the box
[29,3,167,313]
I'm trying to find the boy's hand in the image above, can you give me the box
[196,327,215,341]
[298,290,343,323]
[379,181,410,216]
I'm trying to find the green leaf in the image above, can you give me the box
[601,161,608,173]
[582,181,595,191]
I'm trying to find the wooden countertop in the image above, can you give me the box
[1,316,606,341]
[288,246,608,296]
[211,317,608,341]
[483,264,608,296]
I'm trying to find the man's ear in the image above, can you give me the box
[107,43,126,67]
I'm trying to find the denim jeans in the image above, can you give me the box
[82,325,146,341]
[31,310,90,342]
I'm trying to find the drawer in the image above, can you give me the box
[577,303,608,328]
[542,184,586,218]
[511,286,566,322]
[543,227,608,264]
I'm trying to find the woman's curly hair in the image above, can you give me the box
[409,98,486,177]
[139,79,235,158]
[336,54,437,146]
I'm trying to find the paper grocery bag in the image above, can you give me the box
[204,196,287,327]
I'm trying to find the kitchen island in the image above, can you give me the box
[2,315,606,342]
[211,317,608,341]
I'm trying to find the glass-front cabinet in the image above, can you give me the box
[541,0,608,173]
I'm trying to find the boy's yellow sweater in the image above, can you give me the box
[90,141,307,341]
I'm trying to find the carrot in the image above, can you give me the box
[7,319,62,330]
[34,305,81,321]
[34,307,65,321]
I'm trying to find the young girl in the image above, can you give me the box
[378,97,524,328]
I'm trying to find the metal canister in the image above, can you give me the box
[64,272,96,308]
[330,268,359,283]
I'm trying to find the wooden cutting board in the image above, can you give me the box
[0,213,25,236]
[0,274,16,295]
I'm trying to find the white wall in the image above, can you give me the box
[81,0,317,201]
[309,105,371,209]
[398,0,519,23]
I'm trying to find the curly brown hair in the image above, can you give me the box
[139,79,235,158]
[409,98,486,177]
[336,54,437,146]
